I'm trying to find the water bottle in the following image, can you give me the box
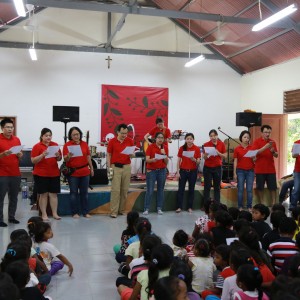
[22,183,28,200]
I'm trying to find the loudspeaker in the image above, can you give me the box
[53,106,80,122]
[236,112,262,127]
[222,164,233,182]
[89,169,108,185]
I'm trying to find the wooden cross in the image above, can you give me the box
[105,56,112,69]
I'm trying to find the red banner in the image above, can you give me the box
[101,85,169,147]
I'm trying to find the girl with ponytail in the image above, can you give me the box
[234,264,269,300]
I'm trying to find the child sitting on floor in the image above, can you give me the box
[172,229,188,259]
[234,264,269,300]
[202,244,235,299]
[33,221,73,276]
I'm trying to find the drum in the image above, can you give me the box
[90,146,97,157]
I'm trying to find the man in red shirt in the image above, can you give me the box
[107,124,135,218]
[252,125,278,205]
[144,117,171,148]
[290,139,300,210]
[0,118,23,227]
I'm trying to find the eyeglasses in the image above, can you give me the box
[3,126,14,129]
[156,136,164,139]
[119,132,128,135]
[71,133,80,137]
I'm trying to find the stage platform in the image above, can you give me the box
[57,180,278,216]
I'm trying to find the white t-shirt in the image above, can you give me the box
[189,256,216,293]
[221,274,242,300]
[35,241,61,270]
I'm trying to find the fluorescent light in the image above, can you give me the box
[29,47,37,61]
[13,0,26,17]
[252,4,297,31]
[184,55,205,68]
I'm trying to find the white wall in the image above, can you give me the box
[241,57,300,113]
[0,47,241,173]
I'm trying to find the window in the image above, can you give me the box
[284,89,300,113]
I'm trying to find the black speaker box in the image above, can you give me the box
[236,112,262,127]
[89,169,108,185]
[53,106,80,122]
[222,164,233,182]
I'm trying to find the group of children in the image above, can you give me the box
[0,217,73,300]
[113,201,300,300]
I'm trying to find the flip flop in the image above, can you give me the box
[53,216,62,220]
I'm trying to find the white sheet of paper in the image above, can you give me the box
[9,145,24,154]
[204,147,217,156]
[244,150,258,157]
[155,153,167,160]
[292,143,300,155]
[121,146,136,155]
[182,151,195,158]
[67,145,83,157]
[45,146,60,159]
[226,237,239,245]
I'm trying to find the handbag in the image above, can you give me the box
[60,162,75,177]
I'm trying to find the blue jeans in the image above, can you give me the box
[291,172,300,207]
[67,175,90,216]
[236,168,254,209]
[144,168,167,211]
[203,166,222,203]
[280,178,294,203]
[177,169,197,210]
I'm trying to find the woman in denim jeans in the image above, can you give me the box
[63,127,94,218]
[233,130,255,211]
[175,133,201,213]
[143,132,169,215]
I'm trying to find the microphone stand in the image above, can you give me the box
[218,127,241,183]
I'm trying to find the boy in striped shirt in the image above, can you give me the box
[268,217,299,273]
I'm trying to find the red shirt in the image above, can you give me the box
[203,140,226,168]
[146,143,169,170]
[252,137,277,174]
[63,140,90,177]
[178,144,201,170]
[0,134,21,176]
[107,137,134,165]
[31,141,61,177]
[149,126,171,146]
[233,145,255,170]
[293,140,300,172]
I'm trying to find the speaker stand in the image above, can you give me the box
[62,120,70,143]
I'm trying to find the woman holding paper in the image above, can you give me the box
[203,129,226,205]
[175,133,201,213]
[63,127,94,218]
[143,132,169,215]
[31,128,62,221]
[233,130,255,211]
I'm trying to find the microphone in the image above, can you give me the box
[218,127,221,130]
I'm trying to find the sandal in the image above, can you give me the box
[175,208,181,213]
[53,216,62,220]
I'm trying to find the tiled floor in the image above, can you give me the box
[0,196,199,300]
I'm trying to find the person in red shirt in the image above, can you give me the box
[233,130,255,211]
[31,128,62,221]
[252,125,278,205]
[107,124,135,218]
[144,117,172,148]
[290,139,300,210]
[175,133,201,213]
[0,118,22,227]
[203,129,226,205]
[143,132,169,215]
[63,127,94,219]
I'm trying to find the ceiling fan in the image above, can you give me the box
[0,4,38,32]
[200,21,247,47]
